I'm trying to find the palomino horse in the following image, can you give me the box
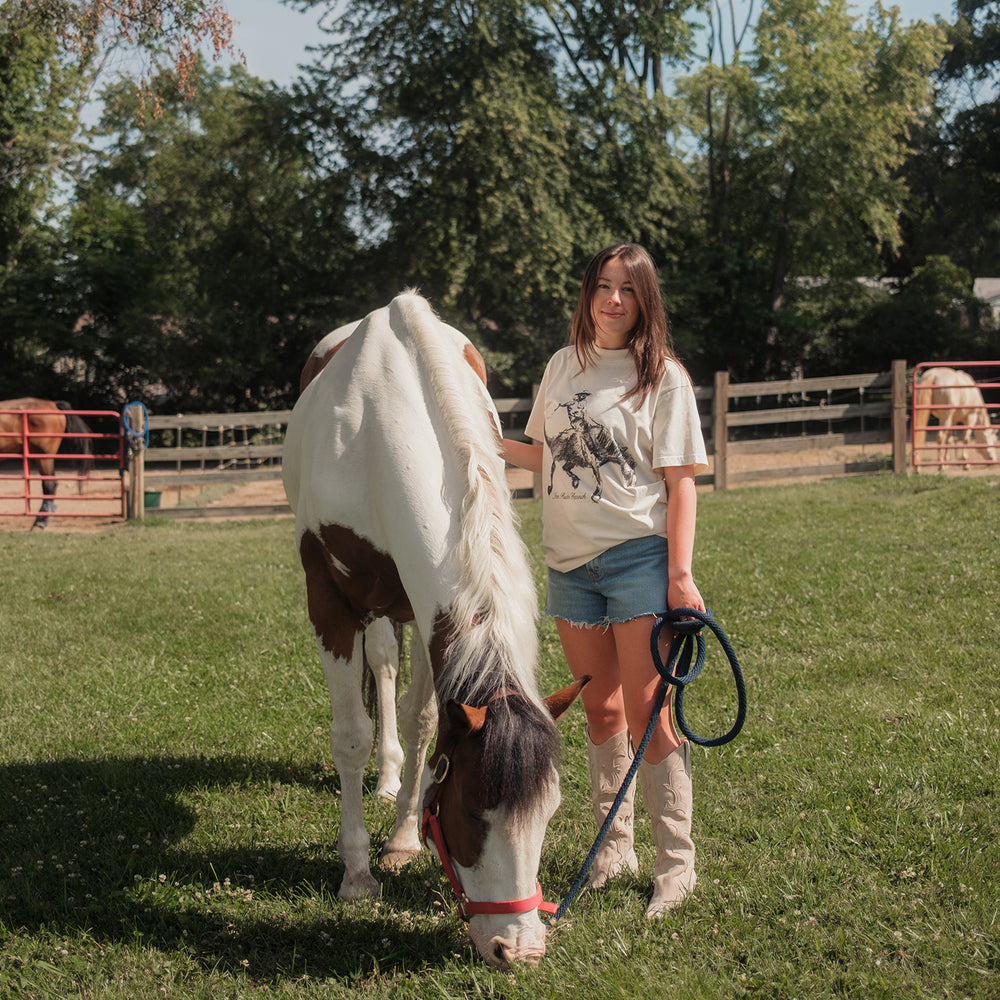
[282,293,585,968]
[913,368,998,468]
[0,398,94,529]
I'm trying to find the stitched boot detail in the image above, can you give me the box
[585,728,639,888]
[638,741,695,916]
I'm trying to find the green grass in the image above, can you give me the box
[1,475,998,998]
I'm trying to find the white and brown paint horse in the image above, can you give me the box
[0,398,94,529]
[913,367,998,468]
[282,293,585,968]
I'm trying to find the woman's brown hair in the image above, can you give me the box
[569,243,682,405]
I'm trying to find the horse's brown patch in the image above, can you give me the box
[298,523,414,659]
[299,341,348,394]
[463,344,488,388]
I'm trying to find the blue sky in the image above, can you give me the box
[226,0,960,87]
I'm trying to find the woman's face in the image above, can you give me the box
[590,256,639,350]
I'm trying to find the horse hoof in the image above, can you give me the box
[379,847,421,872]
[337,872,380,901]
[375,779,401,802]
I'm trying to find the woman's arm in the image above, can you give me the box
[662,464,705,613]
[501,438,543,474]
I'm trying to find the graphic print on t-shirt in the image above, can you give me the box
[544,391,637,502]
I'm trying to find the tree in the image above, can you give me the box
[0,7,96,396]
[898,0,1000,276]
[806,257,998,373]
[0,0,239,400]
[4,0,236,99]
[675,0,946,378]
[296,0,700,391]
[61,63,358,411]
[541,0,700,95]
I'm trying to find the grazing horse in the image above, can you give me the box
[0,398,94,529]
[282,293,585,968]
[913,368,999,468]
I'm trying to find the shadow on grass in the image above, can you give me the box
[1,754,469,980]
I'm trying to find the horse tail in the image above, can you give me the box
[55,402,95,490]
[390,293,541,711]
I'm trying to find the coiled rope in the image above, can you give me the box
[549,607,747,922]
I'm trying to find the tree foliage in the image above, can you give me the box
[2,0,998,411]
[294,0,701,389]
[675,0,947,378]
[6,0,236,99]
[898,0,1000,276]
[56,63,358,411]
[1,7,96,394]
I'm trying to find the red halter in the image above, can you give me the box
[421,750,557,921]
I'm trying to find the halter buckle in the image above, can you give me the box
[431,753,450,784]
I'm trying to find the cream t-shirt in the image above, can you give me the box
[525,346,708,572]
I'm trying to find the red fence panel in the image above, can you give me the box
[0,406,126,521]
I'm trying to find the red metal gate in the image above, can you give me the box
[0,405,126,521]
[911,361,1000,470]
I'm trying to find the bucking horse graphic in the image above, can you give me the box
[545,391,637,502]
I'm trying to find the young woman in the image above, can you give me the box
[502,243,707,917]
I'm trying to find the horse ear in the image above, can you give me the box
[446,699,489,737]
[543,676,591,722]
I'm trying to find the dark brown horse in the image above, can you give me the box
[0,398,94,529]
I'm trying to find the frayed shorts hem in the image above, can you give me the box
[554,612,658,631]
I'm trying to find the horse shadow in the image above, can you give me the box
[0,755,470,980]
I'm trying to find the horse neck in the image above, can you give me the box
[391,296,541,711]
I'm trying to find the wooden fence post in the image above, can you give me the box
[891,359,908,475]
[713,371,730,490]
[122,403,148,520]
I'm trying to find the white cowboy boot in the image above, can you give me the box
[638,740,695,917]
[585,728,639,888]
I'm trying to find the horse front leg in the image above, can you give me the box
[380,636,436,870]
[364,618,404,802]
[320,636,381,901]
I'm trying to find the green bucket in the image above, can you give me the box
[144,490,162,510]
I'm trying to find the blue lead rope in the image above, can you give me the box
[549,608,747,923]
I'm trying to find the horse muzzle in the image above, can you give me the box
[469,913,548,969]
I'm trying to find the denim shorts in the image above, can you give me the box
[545,534,669,627]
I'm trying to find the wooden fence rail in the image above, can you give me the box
[138,361,919,518]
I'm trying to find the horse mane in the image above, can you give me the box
[389,293,543,715]
[480,696,561,820]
